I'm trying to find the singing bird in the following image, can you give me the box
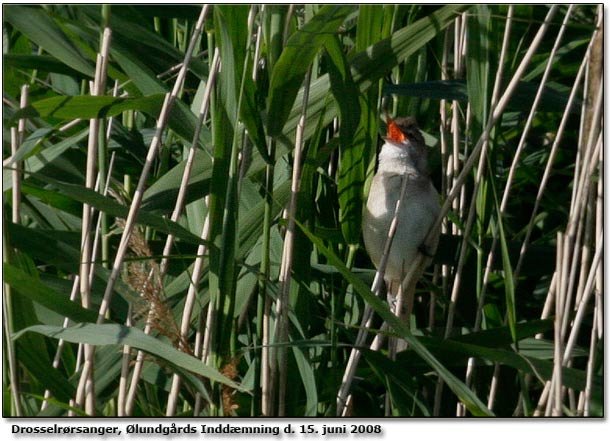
[362,116,440,326]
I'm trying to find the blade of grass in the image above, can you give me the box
[127,45,218,417]
[3,263,99,323]
[273,67,313,416]
[266,5,354,137]
[325,35,366,247]
[297,220,493,416]
[14,324,248,392]
[75,5,208,411]
[4,5,95,77]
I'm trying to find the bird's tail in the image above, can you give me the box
[388,252,430,355]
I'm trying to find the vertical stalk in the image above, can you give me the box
[477,5,576,332]
[460,5,514,415]
[165,204,212,416]
[551,233,565,416]
[43,153,115,412]
[337,148,413,416]
[431,6,559,240]
[4,104,26,414]
[430,5,559,415]
[76,26,112,414]
[125,44,217,417]
[260,4,289,416]
[249,7,271,415]
[259,137,276,416]
[2,231,21,416]
[273,68,313,416]
[12,85,28,224]
[76,5,207,411]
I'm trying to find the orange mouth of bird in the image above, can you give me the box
[386,115,407,144]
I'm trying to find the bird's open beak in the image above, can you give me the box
[385,114,407,144]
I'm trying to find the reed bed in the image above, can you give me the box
[2,4,602,417]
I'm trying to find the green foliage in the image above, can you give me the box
[3,4,601,417]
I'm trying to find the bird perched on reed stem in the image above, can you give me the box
[363,115,440,332]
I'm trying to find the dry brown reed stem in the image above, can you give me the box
[551,232,565,416]
[126,9,212,415]
[41,276,80,411]
[513,64,599,285]
[468,5,578,415]
[2,270,21,415]
[89,159,115,366]
[11,85,28,223]
[431,5,559,243]
[164,47,219,242]
[17,85,28,146]
[117,305,134,417]
[273,67,313,417]
[75,6,208,413]
[192,312,207,415]
[337,155,413,416]
[535,89,600,414]
[562,144,602,344]
[191,202,214,415]
[71,163,109,413]
[96,6,206,324]
[9,128,20,224]
[478,3,567,324]
[261,272,273,414]
[440,15,464,324]
[6,98,27,414]
[534,38,601,415]
[581,310,598,416]
[582,170,601,415]
[496,9,595,414]
[593,141,602,343]
[124,47,219,417]
[558,100,601,304]
[256,7,275,414]
[454,13,469,228]
[168,10,252,415]
[190,44,241,415]
[165,204,212,416]
[457,5,516,416]
[563,229,602,364]
[42,153,116,412]
[436,27,452,330]
[429,5,560,416]
[522,23,595,344]
[75,27,112,414]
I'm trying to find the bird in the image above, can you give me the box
[362,115,440,331]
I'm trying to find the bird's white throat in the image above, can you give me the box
[377,141,421,176]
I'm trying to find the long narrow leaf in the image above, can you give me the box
[11,94,166,123]
[4,5,95,77]
[3,128,89,190]
[14,324,249,392]
[3,263,99,324]
[325,35,367,246]
[266,5,355,136]
[296,220,494,416]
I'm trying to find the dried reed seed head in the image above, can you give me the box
[221,357,241,416]
[116,218,193,356]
